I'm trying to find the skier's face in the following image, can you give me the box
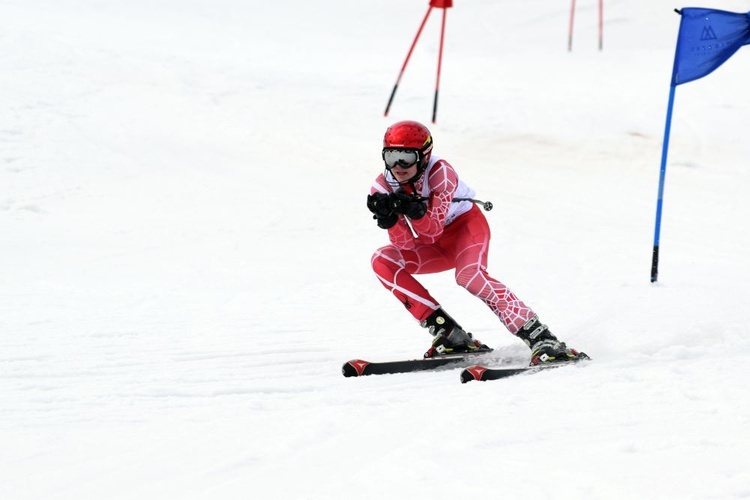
[390,163,418,183]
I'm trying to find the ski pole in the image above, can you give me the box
[453,198,493,211]
[403,215,419,238]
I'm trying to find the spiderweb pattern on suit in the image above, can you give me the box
[370,159,536,334]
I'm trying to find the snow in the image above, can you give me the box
[2,0,750,498]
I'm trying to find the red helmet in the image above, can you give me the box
[382,121,433,174]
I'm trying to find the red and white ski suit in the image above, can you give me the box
[370,155,536,334]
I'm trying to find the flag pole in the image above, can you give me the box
[598,0,603,50]
[567,0,576,51]
[651,84,677,283]
[432,6,448,123]
[651,9,683,283]
[384,6,433,117]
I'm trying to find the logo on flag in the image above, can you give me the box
[700,26,717,41]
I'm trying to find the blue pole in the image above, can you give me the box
[651,84,677,283]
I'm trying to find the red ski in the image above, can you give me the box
[342,352,493,377]
[460,354,590,383]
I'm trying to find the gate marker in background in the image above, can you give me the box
[568,0,604,51]
[384,0,452,123]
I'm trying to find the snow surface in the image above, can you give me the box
[3,0,750,498]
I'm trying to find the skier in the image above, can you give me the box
[368,120,585,365]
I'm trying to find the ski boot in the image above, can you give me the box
[516,315,588,366]
[421,308,491,358]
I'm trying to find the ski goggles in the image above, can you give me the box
[382,149,419,169]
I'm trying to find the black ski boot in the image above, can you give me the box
[421,308,491,358]
[516,315,587,365]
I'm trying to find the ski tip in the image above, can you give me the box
[342,359,370,377]
[460,365,488,383]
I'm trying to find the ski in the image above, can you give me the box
[460,355,590,383]
[342,352,493,378]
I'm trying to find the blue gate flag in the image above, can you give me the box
[672,8,750,86]
[652,8,750,283]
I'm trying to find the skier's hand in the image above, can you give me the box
[374,213,398,229]
[367,193,393,218]
[367,193,398,229]
[390,192,427,220]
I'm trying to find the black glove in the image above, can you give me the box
[367,193,398,229]
[390,191,428,220]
